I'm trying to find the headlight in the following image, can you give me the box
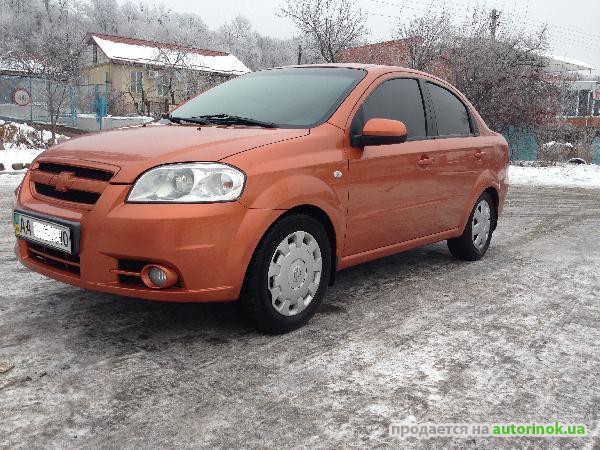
[127,163,245,203]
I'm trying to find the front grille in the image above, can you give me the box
[27,242,80,276]
[30,162,115,207]
[35,183,100,204]
[37,162,113,181]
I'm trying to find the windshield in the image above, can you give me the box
[171,67,366,128]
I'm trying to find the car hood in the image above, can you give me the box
[38,124,309,183]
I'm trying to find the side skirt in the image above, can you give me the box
[338,228,461,270]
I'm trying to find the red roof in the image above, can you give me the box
[86,32,229,57]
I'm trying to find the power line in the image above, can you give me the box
[367,0,600,42]
[365,0,600,54]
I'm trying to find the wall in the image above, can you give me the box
[501,126,538,161]
[75,114,154,132]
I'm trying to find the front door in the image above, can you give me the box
[344,77,441,256]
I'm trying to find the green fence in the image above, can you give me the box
[0,75,108,128]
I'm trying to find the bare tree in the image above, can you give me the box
[5,0,85,144]
[395,11,452,73]
[154,46,191,108]
[442,10,565,132]
[395,8,566,135]
[279,0,368,63]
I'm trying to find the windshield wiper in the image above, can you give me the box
[164,114,213,125]
[192,114,277,128]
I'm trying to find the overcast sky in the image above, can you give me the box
[146,0,600,69]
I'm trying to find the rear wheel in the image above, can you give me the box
[239,214,332,334]
[447,192,496,261]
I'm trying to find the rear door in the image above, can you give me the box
[344,77,441,256]
[424,81,484,231]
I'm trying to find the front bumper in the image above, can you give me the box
[14,172,282,302]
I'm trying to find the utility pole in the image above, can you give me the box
[490,9,501,40]
[297,44,303,65]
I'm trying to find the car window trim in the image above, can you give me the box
[350,75,432,143]
[423,80,480,139]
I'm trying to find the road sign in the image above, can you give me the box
[12,88,31,106]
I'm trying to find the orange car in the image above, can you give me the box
[14,64,508,333]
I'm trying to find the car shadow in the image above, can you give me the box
[32,242,457,357]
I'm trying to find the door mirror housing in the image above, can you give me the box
[352,118,408,148]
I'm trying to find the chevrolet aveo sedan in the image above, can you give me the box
[14,64,508,333]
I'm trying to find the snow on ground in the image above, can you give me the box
[0,173,27,186]
[0,120,66,180]
[509,163,600,188]
[0,120,67,149]
[0,147,44,171]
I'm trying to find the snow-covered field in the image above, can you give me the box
[0,148,44,170]
[1,183,598,449]
[0,120,67,149]
[508,163,600,188]
[0,120,66,175]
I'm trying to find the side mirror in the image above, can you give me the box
[352,118,408,147]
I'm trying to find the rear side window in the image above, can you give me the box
[353,78,427,139]
[427,82,472,136]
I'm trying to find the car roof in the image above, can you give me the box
[270,63,447,83]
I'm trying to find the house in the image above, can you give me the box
[338,38,451,79]
[82,32,251,116]
[338,39,412,66]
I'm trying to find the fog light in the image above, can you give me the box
[149,267,167,286]
[140,264,178,289]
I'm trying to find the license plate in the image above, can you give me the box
[14,212,72,254]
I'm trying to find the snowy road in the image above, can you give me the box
[0,185,599,449]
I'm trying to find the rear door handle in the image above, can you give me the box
[474,150,485,159]
[417,157,434,167]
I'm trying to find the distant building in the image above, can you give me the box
[338,39,412,66]
[82,32,251,116]
[338,38,451,81]
[541,54,599,126]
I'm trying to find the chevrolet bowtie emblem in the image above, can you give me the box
[52,171,76,192]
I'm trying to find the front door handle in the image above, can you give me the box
[417,157,434,167]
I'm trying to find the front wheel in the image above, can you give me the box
[447,192,496,261]
[238,214,332,334]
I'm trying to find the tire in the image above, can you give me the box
[238,213,332,334]
[447,192,496,261]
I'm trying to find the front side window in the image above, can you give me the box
[130,71,143,94]
[172,67,366,128]
[351,78,427,139]
[427,82,472,136]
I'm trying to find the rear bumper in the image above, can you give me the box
[14,174,283,302]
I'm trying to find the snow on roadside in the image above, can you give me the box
[0,147,44,170]
[0,173,26,186]
[0,120,67,148]
[0,120,65,185]
[509,164,600,189]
